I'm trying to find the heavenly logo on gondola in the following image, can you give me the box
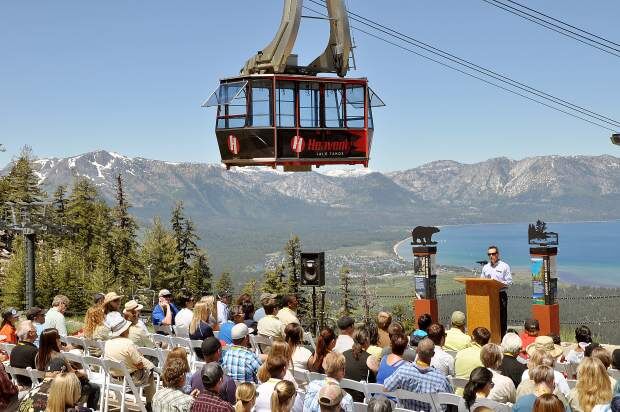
[291,137,351,153]
[227,134,239,155]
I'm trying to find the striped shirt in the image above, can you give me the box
[152,387,194,412]
[220,345,261,383]
[383,363,453,412]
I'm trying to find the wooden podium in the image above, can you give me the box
[455,277,505,343]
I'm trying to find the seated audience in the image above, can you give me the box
[276,294,301,326]
[10,320,39,388]
[26,306,47,347]
[188,302,214,341]
[191,363,234,412]
[221,323,262,383]
[365,322,383,358]
[174,294,195,330]
[333,316,355,353]
[104,313,156,408]
[377,333,409,384]
[343,328,377,401]
[533,393,567,412]
[285,323,312,371]
[566,325,593,377]
[257,339,297,386]
[376,312,392,348]
[17,357,67,411]
[308,327,337,373]
[256,297,284,339]
[523,339,570,397]
[123,300,153,348]
[219,305,246,345]
[427,323,455,377]
[568,357,613,412]
[103,292,123,322]
[517,349,570,402]
[514,365,567,412]
[37,328,70,373]
[445,311,471,351]
[0,361,18,411]
[83,305,109,356]
[499,332,527,388]
[237,294,257,332]
[153,358,195,412]
[271,380,298,412]
[45,295,70,337]
[458,366,505,412]
[0,307,19,344]
[199,295,219,329]
[520,319,540,357]
[152,289,179,327]
[589,346,616,390]
[410,313,432,347]
[455,327,490,380]
[217,291,232,325]
[253,292,277,323]
[380,322,416,362]
[384,338,453,412]
[318,383,347,412]
[480,343,516,403]
[46,371,92,412]
[164,347,193,394]
[367,397,394,412]
[190,337,236,403]
[233,382,256,412]
[304,352,353,412]
[255,355,301,412]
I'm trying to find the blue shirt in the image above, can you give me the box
[219,321,234,344]
[34,323,46,347]
[151,303,179,326]
[383,362,453,412]
[220,345,261,383]
[377,356,408,384]
[253,307,266,322]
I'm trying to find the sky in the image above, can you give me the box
[1,1,619,172]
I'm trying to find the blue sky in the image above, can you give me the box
[1,1,619,172]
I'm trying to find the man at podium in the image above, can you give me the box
[480,245,512,337]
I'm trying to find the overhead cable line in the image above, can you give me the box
[304,1,620,131]
[481,0,620,58]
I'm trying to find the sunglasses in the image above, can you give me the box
[487,252,498,256]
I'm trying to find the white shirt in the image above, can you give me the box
[44,307,67,337]
[217,300,229,325]
[333,334,354,353]
[522,369,570,397]
[276,307,300,326]
[488,369,516,404]
[481,260,512,289]
[292,346,313,371]
[254,378,302,412]
[174,308,193,329]
[431,347,455,377]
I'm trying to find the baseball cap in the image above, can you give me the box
[259,292,277,302]
[158,289,172,297]
[451,311,466,327]
[2,308,18,320]
[231,323,250,340]
[318,383,344,407]
[25,307,47,320]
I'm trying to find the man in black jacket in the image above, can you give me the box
[9,320,38,388]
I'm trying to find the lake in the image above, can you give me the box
[395,220,620,288]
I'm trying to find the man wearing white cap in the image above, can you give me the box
[152,289,179,327]
[123,300,153,348]
[220,323,262,383]
[104,312,157,407]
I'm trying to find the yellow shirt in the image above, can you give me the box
[454,343,482,380]
[444,328,472,351]
[104,337,154,376]
[257,315,284,339]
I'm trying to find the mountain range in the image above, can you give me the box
[5,150,620,272]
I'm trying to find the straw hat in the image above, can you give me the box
[526,335,563,358]
[106,312,132,337]
[103,292,123,305]
[123,300,144,314]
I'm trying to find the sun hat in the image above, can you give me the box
[123,300,144,314]
[318,382,344,407]
[103,292,123,305]
[105,312,132,337]
[526,335,564,358]
[158,289,172,297]
[451,311,466,327]
[231,323,250,340]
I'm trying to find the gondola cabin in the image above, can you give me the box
[203,74,384,171]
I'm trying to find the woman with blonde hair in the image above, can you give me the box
[189,302,214,341]
[568,357,612,412]
[270,380,297,412]
[234,382,257,412]
[199,296,218,329]
[257,339,296,386]
[45,372,89,412]
[520,348,571,398]
[82,305,109,356]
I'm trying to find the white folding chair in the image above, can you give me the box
[151,333,172,349]
[136,347,163,388]
[433,392,463,409]
[153,325,172,335]
[307,371,326,382]
[64,335,86,350]
[363,383,399,403]
[340,378,367,400]
[353,402,368,412]
[173,325,190,338]
[449,376,468,389]
[477,398,511,412]
[249,334,272,354]
[303,331,316,351]
[101,358,150,412]
[392,389,436,410]
[0,342,16,356]
[290,367,310,385]
[5,365,35,388]
[82,356,107,412]
[83,338,106,357]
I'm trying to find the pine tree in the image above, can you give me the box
[360,271,376,323]
[170,202,200,289]
[215,272,234,297]
[0,236,26,308]
[140,217,180,292]
[240,278,259,303]
[66,177,102,253]
[261,265,287,295]
[284,235,301,295]
[339,266,356,317]
[188,250,213,296]
[51,185,68,226]
[4,146,45,203]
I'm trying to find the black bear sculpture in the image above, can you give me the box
[411,226,440,245]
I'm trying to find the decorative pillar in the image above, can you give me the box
[412,245,438,324]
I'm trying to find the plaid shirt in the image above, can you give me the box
[303,378,353,412]
[383,362,453,412]
[190,390,233,412]
[220,345,261,383]
[152,387,194,412]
